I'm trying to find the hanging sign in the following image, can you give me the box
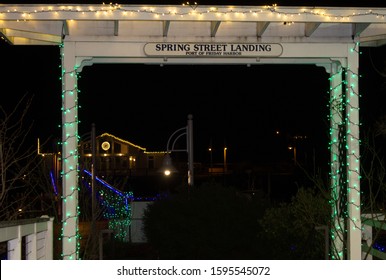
[144,43,283,57]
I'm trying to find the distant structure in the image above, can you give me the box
[79,132,165,180]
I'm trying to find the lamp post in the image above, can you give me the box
[208,147,213,173]
[162,114,194,189]
[288,145,297,165]
[91,123,97,258]
[223,146,227,173]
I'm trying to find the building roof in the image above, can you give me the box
[1,4,386,47]
[99,133,146,151]
[97,133,165,154]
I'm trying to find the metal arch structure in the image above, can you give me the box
[2,4,386,260]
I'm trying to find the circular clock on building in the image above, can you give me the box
[101,141,110,151]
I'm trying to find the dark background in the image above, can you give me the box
[1,1,386,167]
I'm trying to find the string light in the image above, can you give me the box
[327,41,362,259]
[0,4,386,22]
[82,169,133,242]
[59,42,82,260]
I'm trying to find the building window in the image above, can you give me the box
[129,156,136,169]
[114,143,121,153]
[83,143,91,154]
[148,156,154,169]
[100,157,110,170]
[121,157,128,168]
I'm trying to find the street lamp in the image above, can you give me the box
[288,145,297,164]
[208,147,213,173]
[161,114,194,188]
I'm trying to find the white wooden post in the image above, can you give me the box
[346,43,361,260]
[44,217,54,260]
[61,41,80,260]
[7,239,21,260]
[25,233,37,260]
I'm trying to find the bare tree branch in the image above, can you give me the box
[0,93,57,220]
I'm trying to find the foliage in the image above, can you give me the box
[143,181,270,259]
[258,187,330,259]
[143,178,332,260]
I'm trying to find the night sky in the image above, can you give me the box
[77,63,330,163]
[1,1,386,167]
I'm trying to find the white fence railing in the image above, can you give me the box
[0,216,54,260]
[0,213,384,260]
[361,214,386,260]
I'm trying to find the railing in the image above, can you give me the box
[0,213,383,260]
[0,216,54,260]
[362,214,386,260]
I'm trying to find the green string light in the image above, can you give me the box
[60,43,82,260]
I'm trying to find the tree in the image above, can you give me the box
[293,114,386,260]
[258,187,330,259]
[358,117,386,259]
[143,181,270,260]
[0,93,57,220]
[139,114,386,260]
[143,179,332,260]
